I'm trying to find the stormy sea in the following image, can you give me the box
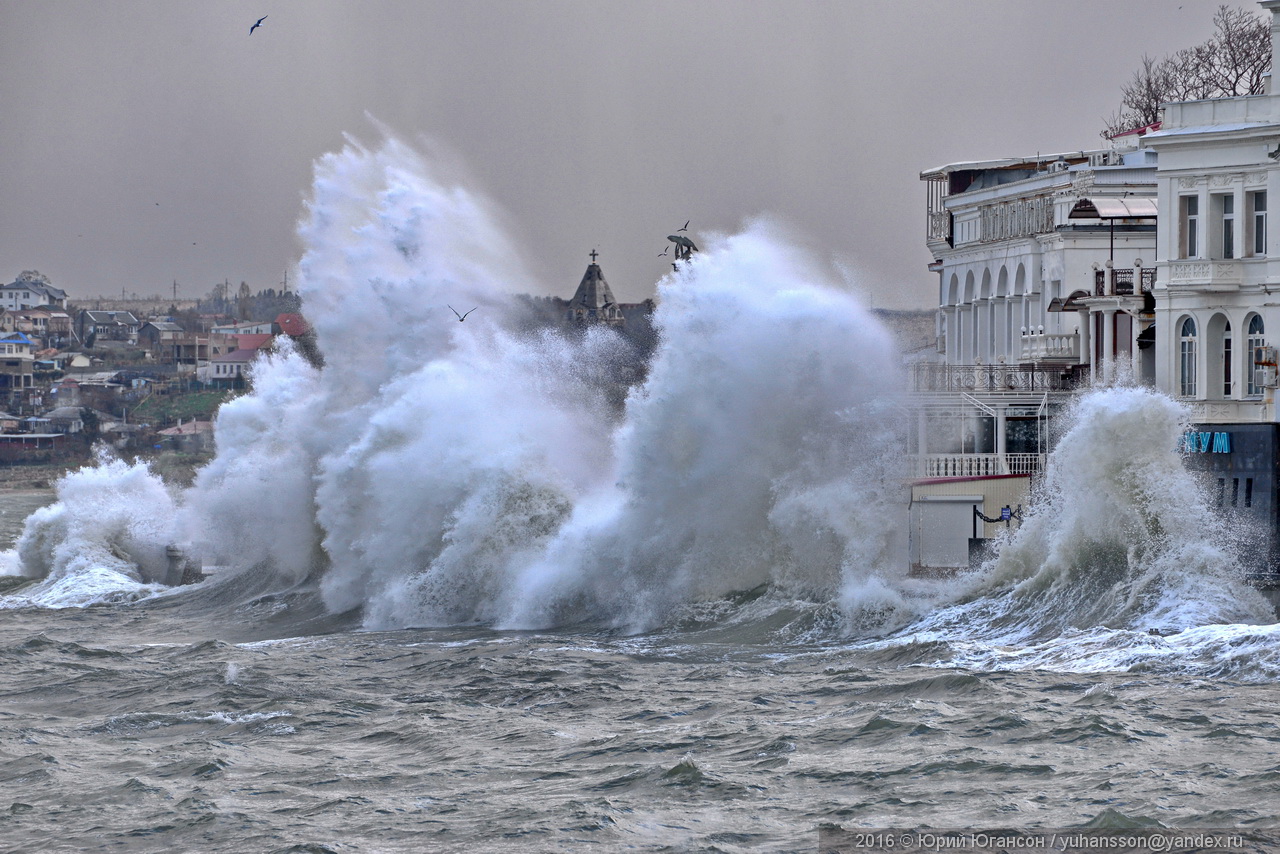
[2,137,1278,853]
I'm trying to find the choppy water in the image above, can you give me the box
[2,136,1279,851]
[2,601,1279,853]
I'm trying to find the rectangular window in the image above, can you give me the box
[1232,477,1240,507]
[1182,195,1200,258]
[1252,191,1267,256]
[1220,194,1235,259]
[1217,477,1226,507]
[1246,477,1254,508]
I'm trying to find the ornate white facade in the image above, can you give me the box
[1144,1,1280,424]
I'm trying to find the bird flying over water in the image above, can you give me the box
[250,15,267,34]
[658,248,669,257]
[678,220,689,232]
[448,305,477,322]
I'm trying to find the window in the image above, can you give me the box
[1182,195,1200,258]
[1219,194,1235,259]
[1248,314,1266,396]
[1180,316,1198,397]
[1246,477,1254,508]
[1252,190,1267,255]
[1223,321,1233,397]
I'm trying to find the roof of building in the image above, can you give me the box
[142,321,184,332]
[82,310,140,325]
[212,348,262,363]
[920,151,1088,180]
[2,281,66,299]
[0,332,34,345]
[234,333,274,350]
[1144,121,1280,140]
[569,261,618,310]
[275,313,311,336]
[1068,197,1158,220]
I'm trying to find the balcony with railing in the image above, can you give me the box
[910,363,1081,394]
[915,453,1045,478]
[1094,266,1155,296]
[1019,332,1080,362]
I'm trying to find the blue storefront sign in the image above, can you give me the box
[1179,431,1232,454]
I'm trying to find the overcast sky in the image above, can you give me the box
[0,0,1252,308]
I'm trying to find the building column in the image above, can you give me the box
[1102,308,1116,382]
[1130,311,1142,378]
[1078,308,1091,368]
[995,405,1008,473]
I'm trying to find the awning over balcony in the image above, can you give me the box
[1047,289,1091,312]
[1068,197,1158,220]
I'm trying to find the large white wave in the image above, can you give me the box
[897,386,1276,665]
[3,134,1274,665]
[2,135,911,631]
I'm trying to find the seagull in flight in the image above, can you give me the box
[658,248,669,257]
[678,220,689,232]
[250,15,267,34]
[448,305,477,322]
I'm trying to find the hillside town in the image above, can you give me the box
[0,254,689,484]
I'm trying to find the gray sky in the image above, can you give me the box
[0,0,1246,308]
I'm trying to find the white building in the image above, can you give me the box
[916,0,1280,577]
[0,277,68,311]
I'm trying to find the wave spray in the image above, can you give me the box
[6,135,912,632]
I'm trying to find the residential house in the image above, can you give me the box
[138,321,185,358]
[0,277,68,311]
[77,310,140,347]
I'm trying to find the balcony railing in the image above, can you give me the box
[916,453,1045,478]
[1094,267,1155,296]
[1019,333,1079,362]
[910,363,1080,393]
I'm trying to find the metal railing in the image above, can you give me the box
[910,363,1079,393]
[1094,267,1155,296]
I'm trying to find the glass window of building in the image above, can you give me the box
[1248,314,1267,396]
[1219,195,1235,259]
[1182,196,1200,258]
[1223,321,1233,397]
[1180,317,1198,397]
[1252,190,1267,256]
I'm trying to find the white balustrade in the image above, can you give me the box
[916,453,1045,478]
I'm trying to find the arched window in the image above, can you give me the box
[1248,314,1266,396]
[1223,321,1233,397]
[1180,317,1198,397]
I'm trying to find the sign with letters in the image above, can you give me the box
[1178,431,1231,454]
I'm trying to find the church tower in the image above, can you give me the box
[566,250,625,326]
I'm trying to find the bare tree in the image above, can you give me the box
[1103,5,1271,138]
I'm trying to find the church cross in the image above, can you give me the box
[590,249,598,263]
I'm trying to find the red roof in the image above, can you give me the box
[234,333,274,351]
[1108,121,1161,140]
[275,313,310,336]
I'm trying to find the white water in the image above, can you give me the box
[2,135,1275,677]
[2,136,910,633]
